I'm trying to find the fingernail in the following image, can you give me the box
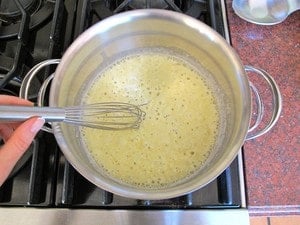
[30,118,45,133]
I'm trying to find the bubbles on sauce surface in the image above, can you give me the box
[80,49,220,189]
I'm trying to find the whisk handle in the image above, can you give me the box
[0,106,66,122]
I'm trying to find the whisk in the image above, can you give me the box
[0,102,145,130]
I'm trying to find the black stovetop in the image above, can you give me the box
[0,0,242,209]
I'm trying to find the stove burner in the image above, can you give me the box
[0,0,41,24]
[0,0,242,211]
[0,0,54,39]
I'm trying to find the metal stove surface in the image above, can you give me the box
[0,0,249,224]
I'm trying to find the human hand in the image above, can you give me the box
[0,95,45,186]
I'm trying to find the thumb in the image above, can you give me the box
[0,117,45,186]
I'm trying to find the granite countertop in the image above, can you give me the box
[226,1,300,216]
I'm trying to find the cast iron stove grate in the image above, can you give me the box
[0,0,242,209]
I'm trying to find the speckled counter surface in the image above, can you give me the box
[226,1,300,216]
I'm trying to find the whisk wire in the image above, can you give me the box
[64,102,145,130]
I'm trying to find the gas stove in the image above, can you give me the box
[0,1,249,224]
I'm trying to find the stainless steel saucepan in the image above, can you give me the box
[20,9,282,200]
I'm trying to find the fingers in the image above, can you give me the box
[0,95,33,106]
[0,117,45,186]
[0,95,34,141]
[0,124,14,142]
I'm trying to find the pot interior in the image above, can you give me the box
[50,9,250,199]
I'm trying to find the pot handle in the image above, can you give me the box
[245,65,282,140]
[20,59,61,133]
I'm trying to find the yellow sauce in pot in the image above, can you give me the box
[80,50,220,189]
